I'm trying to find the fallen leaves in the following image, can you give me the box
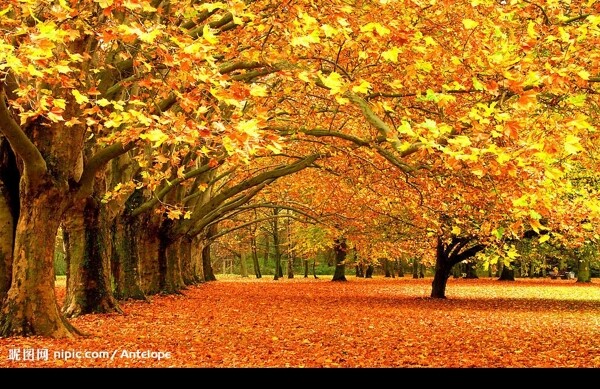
[1,276,600,367]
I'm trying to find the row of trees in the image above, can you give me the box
[1,0,598,338]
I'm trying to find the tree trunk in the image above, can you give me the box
[62,198,122,318]
[180,237,200,285]
[313,259,318,279]
[431,236,485,298]
[190,236,204,282]
[273,210,282,280]
[576,253,591,283]
[464,261,478,279]
[111,215,146,300]
[158,234,186,294]
[498,266,515,281]
[0,138,18,300]
[397,259,404,277]
[412,257,419,279]
[304,259,309,278]
[382,258,391,277]
[202,225,217,282]
[431,240,452,299]
[240,252,249,278]
[0,187,80,337]
[452,263,463,278]
[0,189,14,300]
[251,235,262,279]
[356,263,364,277]
[332,237,347,282]
[263,232,270,267]
[287,256,294,279]
[365,264,374,278]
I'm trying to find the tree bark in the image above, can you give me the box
[412,257,419,279]
[202,224,217,281]
[498,266,515,281]
[62,198,122,317]
[382,258,392,277]
[240,252,249,278]
[576,250,591,283]
[464,261,479,279]
[0,138,18,300]
[356,263,364,277]
[158,233,186,294]
[365,264,374,278]
[0,186,80,337]
[111,215,147,300]
[180,237,200,285]
[251,235,262,278]
[431,236,485,298]
[273,209,282,280]
[332,237,347,282]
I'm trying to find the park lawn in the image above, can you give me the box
[1,276,600,368]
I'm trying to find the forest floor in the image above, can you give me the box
[1,275,600,368]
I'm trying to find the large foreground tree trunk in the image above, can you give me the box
[62,198,122,317]
[332,237,347,282]
[0,186,80,337]
[0,138,18,300]
[431,236,485,298]
[0,190,13,300]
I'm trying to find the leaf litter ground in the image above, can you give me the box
[1,276,600,367]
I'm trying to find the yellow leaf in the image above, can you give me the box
[462,19,479,29]
[318,71,345,95]
[538,234,550,243]
[564,134,583,155]
[237,119,261,137]
[360,22,390,36]
[27,64,44,77]
[577,70,590,80]
[320,24,338,38]
[396,121,415,136]
[203,24,219,45]
[70,89,88,105]
[167,208,183,220]
[140,129,169,147]
[291,31,320,47]
[451,226,461,235]
[382,47,401,63]
[351,80,371,94]
[95,0,114,8]
[447,135,471,148]
[298,71,312,83]
[527,21,537,38]
[250,84,268,97]
[96,98,111,107]
[46,111,64,122]
[53,99,66,110]
[472,77,485,91]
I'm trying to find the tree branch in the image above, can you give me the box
[0,88,46,181]
[131,160,223,217]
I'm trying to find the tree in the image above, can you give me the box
[332,236,348,282]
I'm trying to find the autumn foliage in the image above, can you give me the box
[1,276,600,368]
